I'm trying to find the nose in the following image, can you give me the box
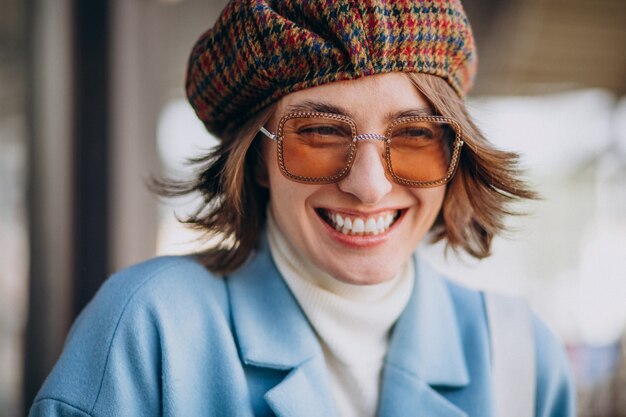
[338,141,393,205]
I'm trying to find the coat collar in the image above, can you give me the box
[226,237,320,369]
[377,253,470,417]
[227,237,337,416]
[226,238,470,417]
[385,253,470,386]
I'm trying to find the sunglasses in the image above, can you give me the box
[260,112,464,187]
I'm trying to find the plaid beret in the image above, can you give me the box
[186,0,477,138]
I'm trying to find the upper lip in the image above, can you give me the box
[315,207,406,216]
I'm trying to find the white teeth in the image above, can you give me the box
[325,210,399,235]
[335,213,344,228]
[385,213,393,227]
[365,218,378,234]
[376,216,385,233]
[352,218,365,233]
[343,217,352,234]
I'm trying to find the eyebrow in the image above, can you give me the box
[285,100,434,121]
[285,101,353,117]
[384,108,434,120]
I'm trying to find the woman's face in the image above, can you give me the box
[263,73,446,285]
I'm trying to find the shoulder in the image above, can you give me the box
[435,268,575,416]
[531,315,576,416]
[32,256,231,416]
[94,255,228,317]
[64,256,230,346]
[100,255,225,305]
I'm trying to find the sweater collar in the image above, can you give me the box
[266,211,414,366]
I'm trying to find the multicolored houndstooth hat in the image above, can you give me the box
[186,0,477,137]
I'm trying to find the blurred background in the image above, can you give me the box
[0,0,624,415]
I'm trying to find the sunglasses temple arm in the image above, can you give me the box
[259,127,277,141]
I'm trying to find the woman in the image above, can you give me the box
[30,1,575,416]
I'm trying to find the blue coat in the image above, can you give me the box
[30,238,575,416]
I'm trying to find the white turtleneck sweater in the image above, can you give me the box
[266,211,414,417]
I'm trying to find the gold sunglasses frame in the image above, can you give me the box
[259,112,464,188]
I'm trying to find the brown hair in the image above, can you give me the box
[154,104,276,272]
[408,73,537,258]
[155,73,536,274]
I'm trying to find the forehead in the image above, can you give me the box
[275,73,431,124]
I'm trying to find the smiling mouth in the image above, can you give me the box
[316,208,403,236]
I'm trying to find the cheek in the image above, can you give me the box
[266,157,306,215]
[264,142,316,206]
[410,186,446,214]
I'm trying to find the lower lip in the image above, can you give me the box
[316,211,403,249]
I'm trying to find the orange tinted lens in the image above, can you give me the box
[388,120,454,182]
[281,116,354,179]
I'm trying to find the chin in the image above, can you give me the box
[322,261,400,286]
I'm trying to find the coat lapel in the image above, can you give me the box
[378,365,467,417]
[227,238,338,417]
[228,242,471,417]
[378,254,470,417]
[264,355,337,417]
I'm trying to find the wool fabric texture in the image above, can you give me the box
[186,0,477,137]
